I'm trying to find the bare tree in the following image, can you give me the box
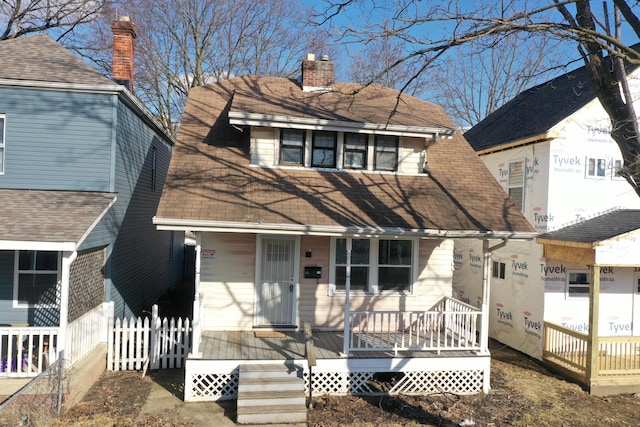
[80,0,334,136]
[0,0,106,40]
[317,0,640,195]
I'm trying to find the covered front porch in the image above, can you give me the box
[184,296,490,401]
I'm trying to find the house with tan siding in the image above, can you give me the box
[154,53,535,417]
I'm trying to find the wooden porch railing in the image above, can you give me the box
[348,297,481,355]
[543,321,640,384]
[0,327,59,377]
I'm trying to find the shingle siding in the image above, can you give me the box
[0,88,113,190]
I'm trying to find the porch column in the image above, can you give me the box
[480,241,491,354]
[59,251,77,361]
[191,233,203,357]
[586,264,601,387]
[342,239,352,356]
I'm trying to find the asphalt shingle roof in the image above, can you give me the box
[464,46,640,152]
[0,190,116,243]
[0,34,117,87]
[538,209,640,243]
[156,75,534,235]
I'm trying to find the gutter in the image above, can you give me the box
[228,111,456,139]
[153,217,538,240]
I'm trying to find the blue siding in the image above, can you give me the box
[0,87,113,190]
[88,101,183,318]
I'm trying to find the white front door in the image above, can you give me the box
[255,236,298,327]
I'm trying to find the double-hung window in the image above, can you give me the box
[14,250,60,307]
[567,270,589,297]
[492,260,506,279]
[508,160,525,210]
[280,129,305,165]
[0,115,5,174]
[374,135,398,171]
[332,237,415,294]
[587,157,606,178]
[312,131,337,168]
[612,159,623,179]
[343,133,367,169]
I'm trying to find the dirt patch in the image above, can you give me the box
[43,340,640,426]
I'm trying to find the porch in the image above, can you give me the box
[544,322,640,395]
[185,297,490,401]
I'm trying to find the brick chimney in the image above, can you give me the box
[301,53,334,92]
[111,16,136,92]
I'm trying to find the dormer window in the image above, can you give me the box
[343,133,367,169]
[280,129,305,165]
[311,131,337,168]
[374,135,398,171]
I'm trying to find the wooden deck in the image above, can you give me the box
[198,330,481,361]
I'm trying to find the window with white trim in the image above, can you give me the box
[0,115,5,174]
[567,270,589,297]
[374,135,399,171]
[331,237,416,294]
[280,129,305,165]
[343,133,368,169]
[311,131,337,168]
[586,157,606,178]
[508,160,525,210]
[14,250,61,307]
[612,159,624,179]
[492,260,506,279]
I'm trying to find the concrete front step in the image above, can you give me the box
[237,363,307,425]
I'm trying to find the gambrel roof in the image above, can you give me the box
[155,75,535,237]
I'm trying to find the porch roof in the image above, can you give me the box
[155,76,535,238]
[0,189,117,251]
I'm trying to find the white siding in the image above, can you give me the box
[398,136,426,174]
[200,233,454,331]
[200,233,257,330]
[250,127,277,166]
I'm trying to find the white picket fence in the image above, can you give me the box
[108,305,192,371]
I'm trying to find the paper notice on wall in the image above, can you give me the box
[202,249,216,259]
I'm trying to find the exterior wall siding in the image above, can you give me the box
[398,136,426,174]
[102,102,182,318]
[200,233,454,331]
[0,87,113,190]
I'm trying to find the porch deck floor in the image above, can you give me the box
[198,330,480,360]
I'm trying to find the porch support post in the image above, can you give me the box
[191,233,203,357]
[480,240,491,354]
[59,251,77,362]
[586,264,601,388]
[342,239,352,356]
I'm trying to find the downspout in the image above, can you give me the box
[342,239,352,356]
[587,264,601,392]
[191,233,203,357]
[481,238,509,354]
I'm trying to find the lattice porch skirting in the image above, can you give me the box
[184,356,490,402]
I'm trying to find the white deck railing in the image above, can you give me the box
[66,302,114,365]
[0,327,59,377]
[348,297,481,355]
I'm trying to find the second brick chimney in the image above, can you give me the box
[301,53,334,92]
[111,16,136,92]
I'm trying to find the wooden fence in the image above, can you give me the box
[108,305,192,371]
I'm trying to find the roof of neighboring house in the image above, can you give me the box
[464,48,640,152]
[0,190,117,249]
[0,34,118,87]
[537,209,640,244]
[156,75,534,237]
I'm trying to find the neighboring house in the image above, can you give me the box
[454,55,640,394]
[154,53,535,408]
[0,19,183,378]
